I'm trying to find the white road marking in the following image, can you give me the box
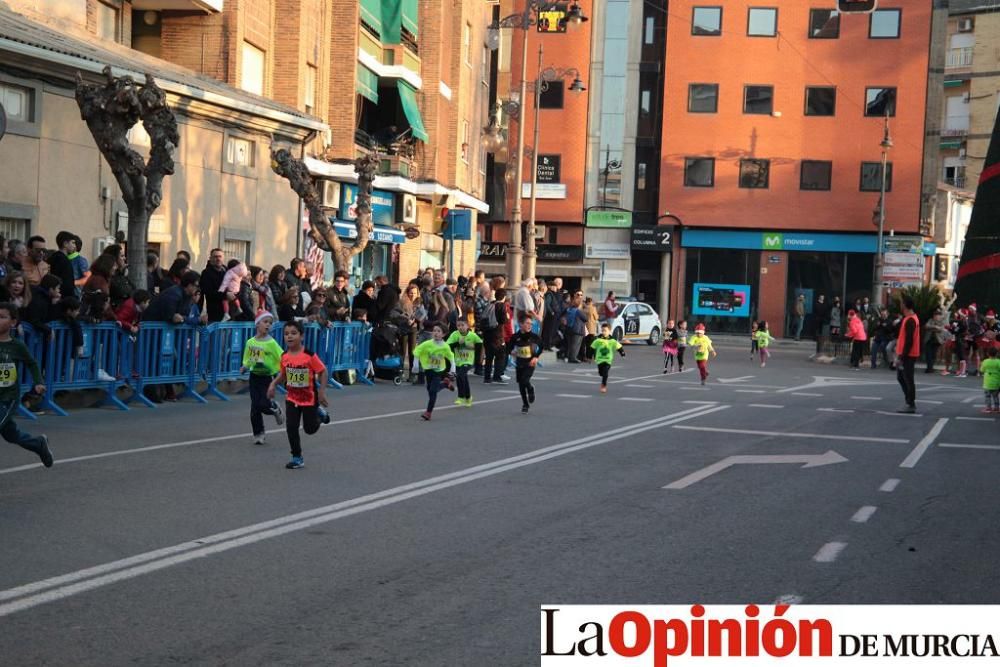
[0,396,526,476]
[625,384,655,388]
[571,380,596,385]
[618,397,654,402]
[875,411,923,418]
[956,417,995,422]
[879,478,901,492]
[818,408,854,413]
[663,451,847,490]
[749,404,784,409]
[556,393,592,399]
[939,443,1000,451]
[734,389,767,394]
[494,390,520,394]
[850,506,878,523]
[899,418,948,468]
[962,396,980,404]
[683,400,718,405]
[791,392,823,397]
[915,399,943,405]
[774,594,804,605]
[682,387,711,391]
[0,405,728,617]
[672,425,908,444]
[813,542,847,563]
[850,396,882,400]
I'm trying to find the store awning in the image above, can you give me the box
[333,220,407,245]
[380,0,402,43]
[356,64,379,103]
[940,140,963,149]
[360,0,381,33]
[943,79,965,88]
[475,261,602,279]
[402,0,418,36]
[397,81,429,142]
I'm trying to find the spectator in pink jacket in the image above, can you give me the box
[846,309,868,370]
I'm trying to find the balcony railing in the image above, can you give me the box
[941,126,970,137]
[946,47,973,69]
[944,176,967,188]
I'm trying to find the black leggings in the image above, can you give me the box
[598,362,611,386]
[249,373,276,436]
[516,364,535,406]
[425,370,444,412]
[677,347,686,371]
[456,365,471,399]
[285,400,320,458]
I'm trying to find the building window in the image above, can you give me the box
[226,137,255,168]
[641,90,652,114]
[747,8,777,36]
[464,22,472,66]
[0,83,33,122]
[547,226,558,243]
[739,159,770,188]
[637,162,647,190]
[539,80,564,109]
[865,87,896,117]
[692,6,722,35]
[809,9,840,38]
[96,1,119,41]
[688,83,719,113]
[645,16,655,44]
[860,161,893,192]
[223,239,251,264]
[684,157,715,187]
[743,85,774,114]
[869,9,901,39]
[241,42,266,96]
[461,119,470,162]
[0,216,30,242]
[304,65,317,115]
[805,87,836,116]
[800,160,832,190]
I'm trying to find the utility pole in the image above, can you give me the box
[873,113,892,306]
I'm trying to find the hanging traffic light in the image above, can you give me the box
[838,0,877,12]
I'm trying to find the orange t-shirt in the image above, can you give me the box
[280,349,326,407]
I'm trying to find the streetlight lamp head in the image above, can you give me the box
[486,23,501,51]
[566,3,588,28]
[569,77,587,93]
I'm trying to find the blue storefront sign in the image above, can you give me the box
[691,283,751,318]
[341,184,396,228]
[331,220,406,244]
[682,229,878,254]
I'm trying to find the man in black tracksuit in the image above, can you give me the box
[507,315,543,413]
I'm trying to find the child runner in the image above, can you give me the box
[241,312,285,444]
[413,322,456,420]
[0,302,53,468]
[750,320,759,360]
[689,323,716,385]
[507,315,543,413]
[592,322,625,393]
[446,319,482,406]
[980,347,1000,413]
[755,320,774,368]
[662,319,678,374]
[267,320,328,469]
[676,321,689,373]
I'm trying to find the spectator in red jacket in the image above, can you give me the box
[114,289,151,334]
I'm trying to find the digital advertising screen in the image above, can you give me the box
[692,283,751,318]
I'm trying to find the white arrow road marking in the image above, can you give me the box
[778,376,895,394]
[899,418,948,468]
[663,450,847,490]
[718,376,755,384]
[672,425,908,444]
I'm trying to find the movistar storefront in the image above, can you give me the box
[680,229,883,336]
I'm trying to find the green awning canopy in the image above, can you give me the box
[940,140,962,149]
[361,0,381,33]
[381,0,402,43]
[402,0,418,36]
[398,81,428,142]
[357,65,379,103]
[943,79,965,88]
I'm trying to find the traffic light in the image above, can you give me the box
[838,0,877,13]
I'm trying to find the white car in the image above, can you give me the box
[609,301,661,345]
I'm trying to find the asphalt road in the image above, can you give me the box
[1,342,997,665]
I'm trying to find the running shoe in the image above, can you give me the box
[464,398,474,407]
[285,456,304,469]
[97,369,116,382]
[454,398,465,405]
[318,407,331,424]
[956,373,968,378]
[421,412,432,421]
[253,434,266,445]
[492,378,509,385]
[896,405,916,414]
[521,404,529,413]
[272,402,284,426]
[37,435,53,468]
[599,385,607,394]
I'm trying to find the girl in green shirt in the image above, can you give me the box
[413,323,456,420]
[591,323,625,393]
[241,312,285,444]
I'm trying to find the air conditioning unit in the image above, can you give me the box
[399,193,417,224]
[93,236,116,258]
[320,180,341,209]
[958,17,973,32]
[534,225,546,240]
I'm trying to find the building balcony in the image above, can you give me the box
[941,126,969,138]
[946,47,973,69]
[944,176,967,189]
[132,0,222,11]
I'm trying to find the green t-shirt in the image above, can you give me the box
[446,330,483,367]
[754,330,773,348]
[591,336,623,365]
[413,339,455,373]
[689,333,714,361]
[243,335,284,376]
[0,337,42,402]
[981,357,1000,391]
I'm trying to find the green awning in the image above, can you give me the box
[357,65,379,103]
[943,79,964,88]
[398,81,428,142]
[360,0,381,33]
[381,0,402,43]
[940,140,962,149]
[402,0,418,36]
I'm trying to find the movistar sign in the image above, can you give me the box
[681,229,878,253]
[762,233,784,249]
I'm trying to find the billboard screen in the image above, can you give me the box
[692,283,751,318]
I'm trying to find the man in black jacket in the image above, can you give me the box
[199,248,226,322]
[326,271,351,322]
[145,271,201,323]
[47,231,77,302]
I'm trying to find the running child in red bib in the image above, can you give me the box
[267,320,328,469]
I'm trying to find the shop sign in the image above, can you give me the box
[537,3,568,32]
[631,226,673,252]
[521,183,567,199]
[479,242,507,258]
[538,245,584,261]
[341,184,396,228]
[884,252,923,266]
[332,221,406,244]
[586,210,632,228]
[882,236,923,254]
[536,155,561,183]
[691,283,751,318]
[683,229,878,254]
[585,243,630,259]
[601,268,628,283]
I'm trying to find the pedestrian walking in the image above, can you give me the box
[591,322,625,393]
[241,312,285,445]
[755,320,774,367]
[0,302,53,468]
[980,347,1000,413]
[508,315,543,413]
[413,322,456,420]
[446,319,482,406]
[750,320,759,359]
[792,294,806,341]
[895,296,920,413]
[689,323,716,385]
[267,320,328,469]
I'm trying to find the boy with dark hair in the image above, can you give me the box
[591,322,625,393]
[49,231,78,301]
[0,302,53,468]
[267,320,328,469]
[507,315,543,413]
[446,318,482,406]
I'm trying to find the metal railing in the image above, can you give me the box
[946,47,973,69]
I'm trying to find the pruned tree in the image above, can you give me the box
[75,66,179,277]
[270,149,380,273]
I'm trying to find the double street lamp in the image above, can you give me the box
[482,1,587,285]
[872,114,893,306]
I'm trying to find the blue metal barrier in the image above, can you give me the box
[129,323,207,408]
[34,322,129,416]
[16,324,46,421]
[201,322,262,401]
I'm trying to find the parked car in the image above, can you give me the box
[610,301,661,345]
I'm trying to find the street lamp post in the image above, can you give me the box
[873,114,893,306]
[486,1,587,285]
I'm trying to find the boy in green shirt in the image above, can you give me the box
[241,312,285,444]
[0,302,53,468]
[446,319,482,406]
[689,323,717,385]
[980,347,1000,413]
[413,323,456,421]
[591,322,625,393]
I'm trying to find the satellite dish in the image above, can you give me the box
[0,102,7,143]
